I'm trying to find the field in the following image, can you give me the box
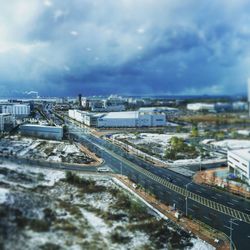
[0,161,214,250]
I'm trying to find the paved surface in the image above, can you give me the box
[64,119,250,250]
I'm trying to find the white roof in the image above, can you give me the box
[102,111,138,119]
[21,124,62,129]
[139,107,178,112]
[230,148,250,161]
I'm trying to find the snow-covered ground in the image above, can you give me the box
[0,161,215,250]
[237,130,250,136]
[189,238,215,250]
[113,132,190,146]
[0,187,9,204]
[207,139,250,150]
[0,136,94,164]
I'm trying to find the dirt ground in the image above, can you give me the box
[194,168,250,199]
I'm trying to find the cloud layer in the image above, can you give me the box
[0,0,250,97]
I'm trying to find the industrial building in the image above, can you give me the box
[187,102,248,113]
[68,110,103,126]
[228,149,250,185]
[81,95,126,112]
[68,109,166,127]
[0,114,14,132]
[19,124,63,140]
[0,103,30,118]
[97,111,166,127]
[187,103,215,112]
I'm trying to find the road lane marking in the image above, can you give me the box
[203,216,211,221]
[72,129,250,224]
[232,199,239,203]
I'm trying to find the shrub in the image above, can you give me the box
[29,219,50,232]
[110,231,131,244]
[39,243,61,250]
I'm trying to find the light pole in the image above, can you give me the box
[229,218,242,250]
[185,181,193,217]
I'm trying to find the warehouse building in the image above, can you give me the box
[97,111,166,128]
[228,149,250,185]
[19,124,63,140]
[69,109,166,127]
[68,110,103,126]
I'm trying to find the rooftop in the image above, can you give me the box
[230,148,250,162]
[102,111,139,119]
[20,124,62,129]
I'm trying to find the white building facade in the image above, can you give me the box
[187,103,215,112]
[97,111,166,128]
[228,149,250,185]
[0,103,30,117]
[68,109,166,128]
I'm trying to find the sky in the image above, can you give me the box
[0,0,250,97]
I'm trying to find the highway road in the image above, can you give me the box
[65,120,250,249]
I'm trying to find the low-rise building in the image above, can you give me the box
[232,102,248,111]
[68,109,166,127]
[97,111,166,128]
[228,149,250,185]
[19,124,63,140]
[0,113,14,132]
[187,103,215,112]
[81,95,126,112]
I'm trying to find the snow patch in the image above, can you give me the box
[0,187,9,204]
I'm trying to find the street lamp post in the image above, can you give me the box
[185,181,193,217]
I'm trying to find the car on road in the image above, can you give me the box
[97,167,110,172]
[166,176,173,182]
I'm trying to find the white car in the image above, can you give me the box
[97,167,110,172]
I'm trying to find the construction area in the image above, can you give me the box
[0,136,101,166]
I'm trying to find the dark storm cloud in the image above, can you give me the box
[0,0,250,97]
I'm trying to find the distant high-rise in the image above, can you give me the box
[78,94,82,108]
[248,79,250,116]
